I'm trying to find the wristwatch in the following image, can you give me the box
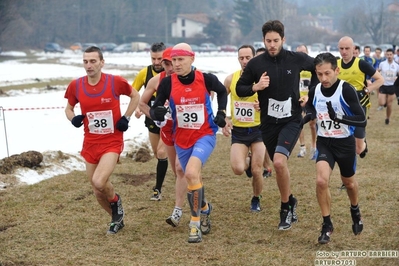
[336,113,343,120]
[364,88,369,94]
[125,115,131,121]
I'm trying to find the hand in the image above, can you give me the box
[150,106,168,121]
[71,115,85,128]
[116,116,129,132]
[213,110,226,127]
[222,118,233,136]
[254,72,269,92]
[326,101,337,120]
[154,118,167,128]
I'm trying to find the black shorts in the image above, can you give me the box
[262,118,302,159]
[145,117,160,134]
[231,126,262,147]
[379,85,396,95]
[316,136,356,177]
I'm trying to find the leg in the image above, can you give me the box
[250,142,265,212]
[385,93,395,124]
[153,138,168,196]
[309,119,317,160]
[230,143,250,175]
[297,130,306,157]
[273,153,291,203]
[87,152,119,216]
[263,147,273,177]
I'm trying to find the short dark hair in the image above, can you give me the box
[386,48,394,54]
[84,46,103,60]
[262,20,284,39]
[354,45,360,51]
[255,47,266,54]
[375,47,382,52]
[151,42,166,53]
[238,44,255,56]
[363,45,371,50]
[314,52,338,69]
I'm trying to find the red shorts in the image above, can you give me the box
[161,119,174,146]
[81,140,124,164]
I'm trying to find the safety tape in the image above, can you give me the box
[1,103,128,111]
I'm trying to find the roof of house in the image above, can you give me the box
[177,13,209,25]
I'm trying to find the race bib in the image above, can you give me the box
[176,104,204,129]
[233,101,255,122]
[267,97,292,119]
[86,110,114,134]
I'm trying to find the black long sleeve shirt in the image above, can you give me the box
[236,49,318,124]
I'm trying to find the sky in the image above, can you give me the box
[0,49,244,186]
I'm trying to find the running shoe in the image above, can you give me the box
[351,208,363,235]
[385,118,389,125]
[310,148,317,160]
[250,196,261,212]
[278,209,292,230]
[107,220,124,235]
[245,154,252,178]
[200,203,212,234]
[188,224,202,243]
[263,168,272,178]
[297,146,306,158]
[150,188,162,201]
[318,223,334,244]
[110,194,124,223]
[166,208,182,227]
[359,140,368,158]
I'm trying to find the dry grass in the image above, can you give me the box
[1,93,399,265]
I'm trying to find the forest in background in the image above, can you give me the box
[0,0,399,50]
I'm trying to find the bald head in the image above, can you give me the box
[338,36,355,63]
[173,42,193,52]
[296,44,308,54]
[171,42,195,76]
[338,36,354,47]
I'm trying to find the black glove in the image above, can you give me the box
[71,115,85,128]
[150,106,168,121]
[326,101,337,121]
[213,110,226,127]
[116,116,129,132]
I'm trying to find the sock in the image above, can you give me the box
[323,215,332,225]
[281,201,290,211]
[350,204,359,211]
[108,194,118,203]
[252,195,260,202]
[155,158,168,192]
[172,207,182,218]
[187,183,203,227]
[200,186,208,213]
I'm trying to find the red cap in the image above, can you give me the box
[161,47,173,62]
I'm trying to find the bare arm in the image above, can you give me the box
[65,102,76,121]
[124,89,140,119]
[139,75,159,118]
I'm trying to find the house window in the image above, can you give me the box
[182,30,186,38]
[182,19,185,27]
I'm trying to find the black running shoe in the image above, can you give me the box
[290,197,298,223]
[107,220,124,235]
[318,223,334,244]
[359,140,368,158]
[278,209,292,230]
[245,154,252,178]
[110,194,124,223]
[263,168,272,178]
[351,208,363,235]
